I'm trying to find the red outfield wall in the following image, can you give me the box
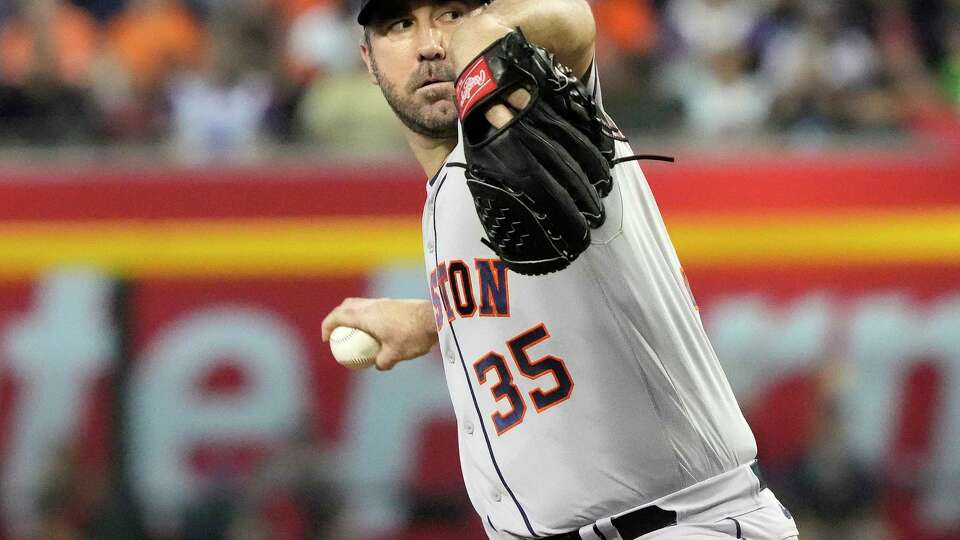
[0,153,958,539]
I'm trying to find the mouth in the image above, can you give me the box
[417,79,454,92]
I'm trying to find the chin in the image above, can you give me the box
[435,101,457,117]
[421,100,457,122]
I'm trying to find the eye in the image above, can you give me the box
[387,18,414,34]
[437,10,463,23]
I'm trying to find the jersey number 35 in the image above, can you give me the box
[473,324,574,435]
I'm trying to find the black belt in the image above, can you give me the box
[544,461,768,540]
[543,505,677,540]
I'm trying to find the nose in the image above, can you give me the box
[416,26,446,62]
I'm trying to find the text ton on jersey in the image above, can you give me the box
[429,259,511,329]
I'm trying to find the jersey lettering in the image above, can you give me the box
[429,258,511,329]
[428,268,445,330]
[475,259,510,317]
[435,262,457,323]
[448,260,478,317]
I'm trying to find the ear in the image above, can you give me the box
[359,40,378,85]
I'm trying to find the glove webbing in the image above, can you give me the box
[447,154,675,171]
[458,97,675,167]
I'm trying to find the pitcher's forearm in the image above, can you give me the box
[413,299,440,342]
[451,0,596,78]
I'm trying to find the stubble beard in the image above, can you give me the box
[369,55,459,140]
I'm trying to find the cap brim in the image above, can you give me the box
[358,0,485,26]
[356,1,378,25]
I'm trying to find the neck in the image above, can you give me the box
[406,130,457,179]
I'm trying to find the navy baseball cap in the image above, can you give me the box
[356,0,486,25]
[356,0,386,25]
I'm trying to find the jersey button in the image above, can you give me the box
[491,490,503,503]
[446,349,456,364]
[464,420,474,435]
[426,240,435,254]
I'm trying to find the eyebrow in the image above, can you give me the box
[366,1,414,26]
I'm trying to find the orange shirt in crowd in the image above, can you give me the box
[593,0,658,55]
[275,0,340,23]
[106,0,204,91]
[0,3,98,86]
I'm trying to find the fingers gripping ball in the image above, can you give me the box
[329,327,381,370]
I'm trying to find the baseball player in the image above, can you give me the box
[322,1,800,539]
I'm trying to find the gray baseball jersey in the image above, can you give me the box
[421,65,757,538]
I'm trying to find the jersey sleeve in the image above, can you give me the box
[582,59,605,113]
[581,58,619,133]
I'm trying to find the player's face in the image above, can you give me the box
[361,1,476,139]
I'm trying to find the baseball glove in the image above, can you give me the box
[454,29,616,276]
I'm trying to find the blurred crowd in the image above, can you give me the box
[0,0,959,160]
[29,420,349,540]
[22,369,915,540]
[602,0,960,142]
[25,415,488,540]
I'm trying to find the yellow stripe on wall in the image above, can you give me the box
[0,218,423,279]
[0,211,957,279]
[667,210,960,267]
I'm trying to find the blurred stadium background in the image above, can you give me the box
[0,0,958,539]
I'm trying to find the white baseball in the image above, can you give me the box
[329,326,381,369]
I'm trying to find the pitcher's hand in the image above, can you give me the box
[322,298,438,371]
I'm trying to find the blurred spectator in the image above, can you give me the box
[0,0,955,154]
[275,0,358,142]
[71,0,126,22]
[298,69,407,155]
[286,0,358,79]
[168,0,279,162]
[0,0,99,142]
[249,422,346,540]
[664,0,769,58]
[368,419,486,540]
[0,0,96,87]
[35,443,144,540]
[590,0,679,132]
[176,417,344,540]
[785,398,889,540]
[660,0,772,135]
[680,45,772,136]
[759,0,892,134]
[942,18,960,108]
[750,364,891,540]
[760,1,880,96]
[593,0,658,56]
[275,0,325,21]
[106,0,204,102]
[873,0,960,141]
[181,480,241,540]
[285,0,401,151]
[100,0,205,139]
